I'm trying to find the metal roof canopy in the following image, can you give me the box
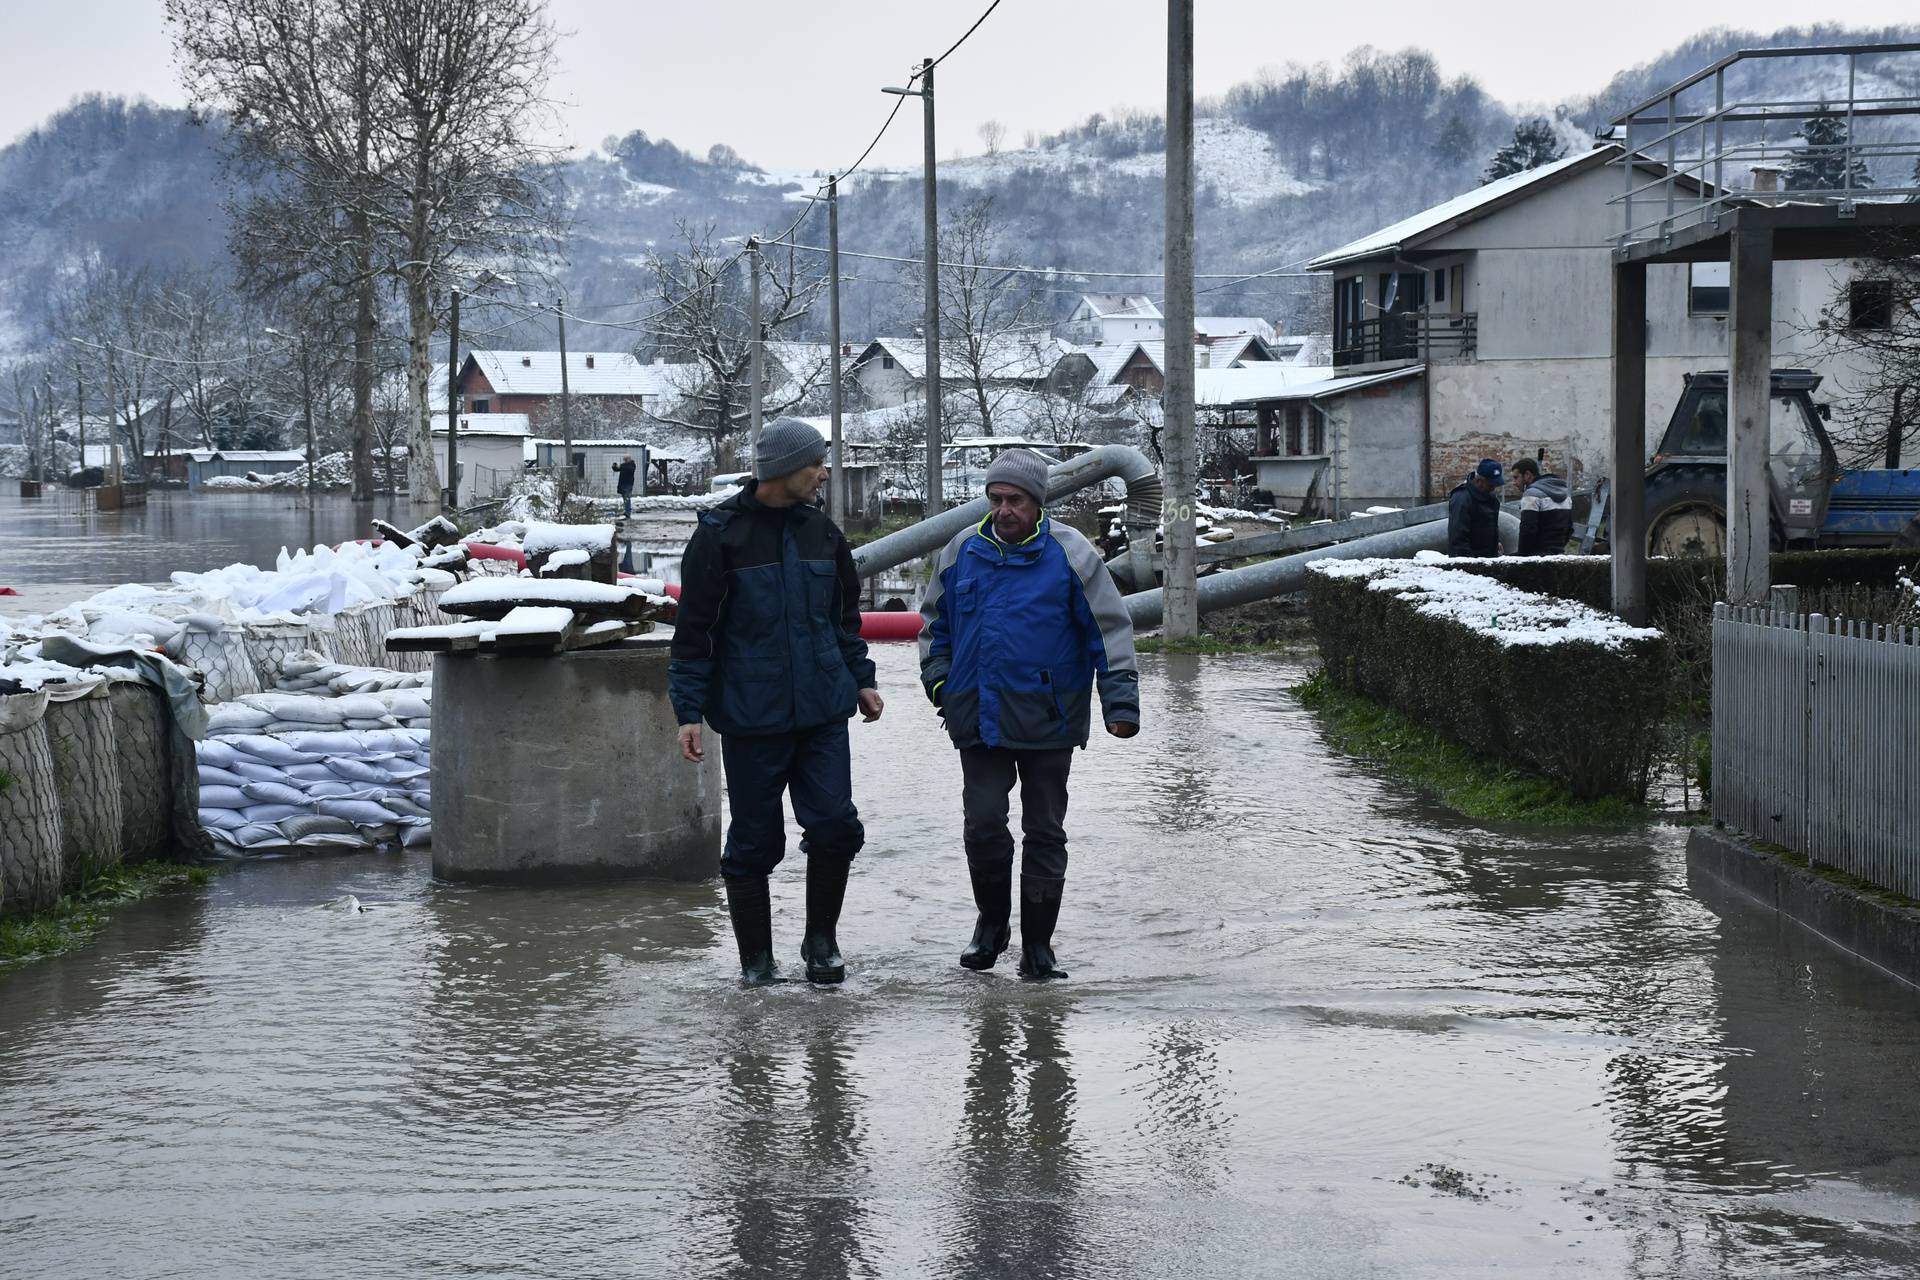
[1613,200,1920,265]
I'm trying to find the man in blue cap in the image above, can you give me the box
[1446,458,1504,557]
[670,417,884,986]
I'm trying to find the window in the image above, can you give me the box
[1850,279,1893,331]
[1308,408,1326,455]
[1689,262,1730,316]
[882,354,895,370]
[1449,264,1463,308]
[471,398,490,413]
[1432,268,1446,304]
[1284,403,1303,455]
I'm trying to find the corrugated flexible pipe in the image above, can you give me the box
[851,444,1163,578]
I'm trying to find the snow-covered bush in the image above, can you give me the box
[1306,558,1670,800]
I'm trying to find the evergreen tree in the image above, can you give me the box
[1431,115,1475,168]
[1482,117,1564,184]
[1783,108,1872,192]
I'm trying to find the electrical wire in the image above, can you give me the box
[912,0,1004,80]
[767,238,1318,283]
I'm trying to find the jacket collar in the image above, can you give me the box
[971,512,1050,559]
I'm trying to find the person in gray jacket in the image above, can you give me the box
[918,449,1140,980]
[1511,457,1573,555]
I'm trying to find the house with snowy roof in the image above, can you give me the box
[1209,142,1868,514]
[846,335,1074,410]
[1059,293,1163,346]
[453,350,677,438]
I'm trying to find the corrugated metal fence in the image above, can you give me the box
[1713,602,1920,898]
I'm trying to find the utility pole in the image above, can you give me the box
[300,336,317,499]
[1162,0,1200,639]
[555,297,573,507]
[828,175,845,522]
[748,236,764,464]
[74,357,85,477]
[920,57,942,513]
[446,286,461,508]
[104,340,122,487]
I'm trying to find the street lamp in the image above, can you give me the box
[884,60,943,511]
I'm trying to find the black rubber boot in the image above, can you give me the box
[960,861,1013,970]
[800,855,851,984]
[723,874,781,986]
[1017,876,1068,981]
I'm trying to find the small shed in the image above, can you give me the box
[185,449,308,491]
[531,439,655,498]
[432,412,532,500]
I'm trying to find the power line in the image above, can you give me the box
[912,0,1004,80]
[768,237,1318,283]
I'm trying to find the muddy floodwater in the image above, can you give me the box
[5,646,1920,1277]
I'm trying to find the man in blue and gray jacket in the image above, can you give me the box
[670,417,883,986]
[919,449,1140,981]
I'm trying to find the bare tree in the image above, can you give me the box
[977,119,1007,157]
[644,222,828,470]
[168,0,387,498]
[363,0,563,503]
[902,196,1051,436]
[1797,248,1920,468]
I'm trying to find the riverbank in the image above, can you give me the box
[0,861,212,967]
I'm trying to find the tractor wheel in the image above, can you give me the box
[1645,469,1728,559]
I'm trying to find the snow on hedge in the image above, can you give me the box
[1309,557,1663,648]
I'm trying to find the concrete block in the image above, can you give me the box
[432,636,721,883]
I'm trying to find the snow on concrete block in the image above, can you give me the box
[538,549,592,574]
[521,521,614,559]
[438,576,670,619]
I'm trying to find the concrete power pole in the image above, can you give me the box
[555,298,573,507]
[445,287,460,508]
[920,57,943,514]
[1161,0,1200,639]
[748,236,764,465]
[828,176,845,522]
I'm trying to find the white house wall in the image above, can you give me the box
[432,435,526,499]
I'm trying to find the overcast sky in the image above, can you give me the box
[5,0,1916,167]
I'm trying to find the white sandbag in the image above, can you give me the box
[344,718,396,730]
[239,803,307,825]
[256,696,350,726]
[401,823,431,848]
[206,703,273,733]
[195,739,239,769]
[316,798,400,826]
[230,824,290,849]
[198,807,249,831]
[278,814,358,838]
[354,729,418,754]
[377,760,430,781]
[225,736,316,766]
[327,758,391,784]
[376,692,432,721]
[198,785,251,810]
[283,730,367,756]
[240,620,332,690]
[230,760,292,784]
[382,795,430,819]
[292,832,371,849]
[304,781,369,799]
[240,781,307,806]
[283,763,339,782]
[198,766,251,789]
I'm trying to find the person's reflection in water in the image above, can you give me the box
[714,1009,871,1280]
[947,998,1086,1279]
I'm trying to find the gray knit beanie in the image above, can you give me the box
[754,417,829,480]
[983,449,1050,504]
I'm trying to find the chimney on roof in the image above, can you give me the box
[521,356,532,367]
[1751,165,1783,193]
[585,354,595,369]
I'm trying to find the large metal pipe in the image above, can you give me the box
[852,444,1162,577]
[1124,512,1520,628]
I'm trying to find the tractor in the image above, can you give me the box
[1642,369,1920,556]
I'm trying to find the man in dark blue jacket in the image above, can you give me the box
[919,449,1140,981]
[1446,458,1505,557]
[670,418,883,986]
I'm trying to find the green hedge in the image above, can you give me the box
[1306,565,1670,801]
[1438,548,1920,616]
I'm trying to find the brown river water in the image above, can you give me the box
[5,586,1920,1275]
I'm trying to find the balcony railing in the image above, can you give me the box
[1610,42,1920,250]
[1332,312,1477,369]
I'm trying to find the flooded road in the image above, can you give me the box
[0,490,437,586]
[5,646,1920,1277]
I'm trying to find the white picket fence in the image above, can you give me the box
[1712,603,1920,898]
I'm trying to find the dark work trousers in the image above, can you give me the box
[719,720,864,878]
[620,489,633,517]
[959,747,1074,881]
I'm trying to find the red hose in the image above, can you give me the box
[460,541,917,640]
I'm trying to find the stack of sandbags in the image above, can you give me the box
[237,618,338,692]
[197,722,432,854]
[271,651,430,697]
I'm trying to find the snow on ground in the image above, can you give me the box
[1312,557,1664,649]
[935,117,1316,207]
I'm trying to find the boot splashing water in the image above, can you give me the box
[1017,875,1068,981]
[960,860,1013,971]
[724,874,782,986]
[800,855,851,984]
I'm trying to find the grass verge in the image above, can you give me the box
[1,861,213,967]
[1294,669,1649,827]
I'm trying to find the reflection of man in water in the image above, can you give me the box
[919,449,1140,980]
